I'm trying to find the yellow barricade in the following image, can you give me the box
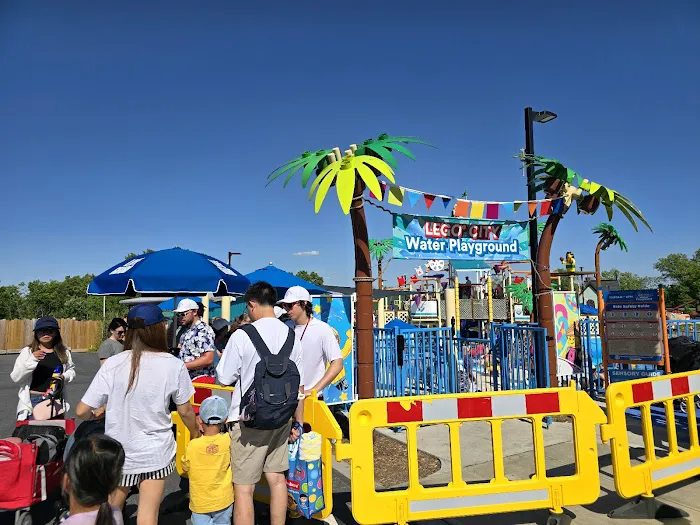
[172,388,342,520]
[601,370,700,504]
[335,385,606,525]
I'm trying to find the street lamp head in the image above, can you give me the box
[533,110,557,124]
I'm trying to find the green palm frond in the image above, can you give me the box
[522,154,652,233]
[506,281,532,311]
[308,154,395,214]
[593,222,628,252]
[369,238,393,261]
[266,149,334,188]
[354,133,433,169]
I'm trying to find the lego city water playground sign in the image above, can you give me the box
[392,214,530,261]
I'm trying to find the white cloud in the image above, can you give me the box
[294,250,320,256]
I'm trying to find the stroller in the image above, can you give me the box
[0,377,76,525]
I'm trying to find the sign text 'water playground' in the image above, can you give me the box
[392,214,530,261]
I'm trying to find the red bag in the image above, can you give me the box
[0,440,38,509]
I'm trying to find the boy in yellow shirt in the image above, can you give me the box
[182,395,234,525]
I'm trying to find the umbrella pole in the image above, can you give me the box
[171,295,178,349]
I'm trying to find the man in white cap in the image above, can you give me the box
[277,286,343,397]
[175,298,217,380]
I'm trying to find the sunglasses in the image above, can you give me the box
[36,329,57,336]
[115,330,126,335]
[282,302,297,311]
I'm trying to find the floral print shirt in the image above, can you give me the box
[179,320,216,379]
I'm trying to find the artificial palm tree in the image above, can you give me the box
[522,154,650,388]
[592,222,628,387]
[369,238,393,290]
[267,134,430,398]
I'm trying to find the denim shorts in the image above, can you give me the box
[191,504,233,525]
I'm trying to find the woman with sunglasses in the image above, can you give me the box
[98,318,128,365]
[10,316,76,421]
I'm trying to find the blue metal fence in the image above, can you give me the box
[667,320,700,341]
[373,323,548,398]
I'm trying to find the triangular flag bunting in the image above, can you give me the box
[441,196,452,209]
[470,202,485,219]
[514,202,523,213]
[424,193,436,209]
[387,185,404,206]
[551,198,565,214]
[502,202,514,215]
[406,190,421,208]
[486,203,500,220]
[528,201,539,216]
[453,200,470,217]
[368,184,383,200]
[539,200,552,216]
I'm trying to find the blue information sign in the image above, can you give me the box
[609,369,664,383]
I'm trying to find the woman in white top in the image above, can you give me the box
[76,304,200,525]
[10,316,76,420]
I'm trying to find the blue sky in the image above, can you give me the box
[1,1,698,288]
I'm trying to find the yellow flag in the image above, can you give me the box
[387,185,405,206]
[470,201,485,219]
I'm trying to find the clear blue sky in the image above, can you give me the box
[2,1,698,287]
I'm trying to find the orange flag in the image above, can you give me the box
[528,201,539,217]
[453,200,470,217]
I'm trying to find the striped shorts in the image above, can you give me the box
[120,458,175,487]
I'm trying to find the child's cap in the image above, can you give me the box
[199,395,228,424]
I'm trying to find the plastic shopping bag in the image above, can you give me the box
[286,434,324,519]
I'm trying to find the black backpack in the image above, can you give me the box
[239,324,301,430]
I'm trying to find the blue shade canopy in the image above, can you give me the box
[451,260,491,270]
[244,265,328,296]
[385,318,416,331]
[87,248,251,296]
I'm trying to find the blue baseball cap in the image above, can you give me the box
[199,395,228,424]
[127,303,166,327]
[34,316,59,331]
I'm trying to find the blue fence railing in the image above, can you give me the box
[373,324,548,398]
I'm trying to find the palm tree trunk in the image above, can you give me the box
[595,242,609,387]
[377,259,383,290]
[350,178,375,399]
[535,213,561,388]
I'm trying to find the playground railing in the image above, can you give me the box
[491,324,549,390]
[667,320,700,341]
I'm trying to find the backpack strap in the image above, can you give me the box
[240,324,272,359]
[278,327,296,359]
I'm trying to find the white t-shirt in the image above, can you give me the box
[295,318,343,392]
[81,351,195,474]
[216,317,305,422]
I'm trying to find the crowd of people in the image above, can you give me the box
[9,282,344,525]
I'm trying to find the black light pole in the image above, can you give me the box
[228,251,241,266]
[524,107,557,325]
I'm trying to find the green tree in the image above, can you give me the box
[0,284,24,319]
[369,238,393,289]
[601,269,658,291]
[123,249,155,260]
[295,270,324,286]
[654,249,700,309]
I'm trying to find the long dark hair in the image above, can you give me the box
[30,332,68,364]
[64,434,125,525]
[123,319,168,393]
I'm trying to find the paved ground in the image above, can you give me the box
[1,353,699,525]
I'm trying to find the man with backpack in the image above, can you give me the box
[216,281,305,525]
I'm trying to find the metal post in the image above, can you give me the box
[524,107,539,325]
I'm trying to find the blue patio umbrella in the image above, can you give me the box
[244,265,328,297]
[87,248,251,296]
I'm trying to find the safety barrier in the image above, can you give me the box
[335,385,606,525]
[601,370,700,518]
[172,388,342,520]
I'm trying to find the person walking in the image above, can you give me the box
[217,281,305,525]
[76,304,199,525]
[11,316,76,421]
[175,298,217,380]
[181,395,233,525]
[98,318,128,365]
[277,286,343,397]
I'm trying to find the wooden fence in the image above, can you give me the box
[0,319,103,352]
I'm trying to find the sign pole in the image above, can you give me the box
[659,285,671,374]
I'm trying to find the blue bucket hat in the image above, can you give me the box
[127,303,166,328]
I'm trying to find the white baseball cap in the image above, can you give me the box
[273,306,286,318]
[276,286,311,305]
[175,298,199,313]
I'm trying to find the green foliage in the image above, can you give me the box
[601,269,659,291]
[0,284,24,319]
[295,270,324,286]
[505,281,532,311]
[654,249,700,309]
[369,239,393,262]
[593,223,628,252]
[123,249,155,260]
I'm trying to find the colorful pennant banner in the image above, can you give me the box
[366,183,563,219]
